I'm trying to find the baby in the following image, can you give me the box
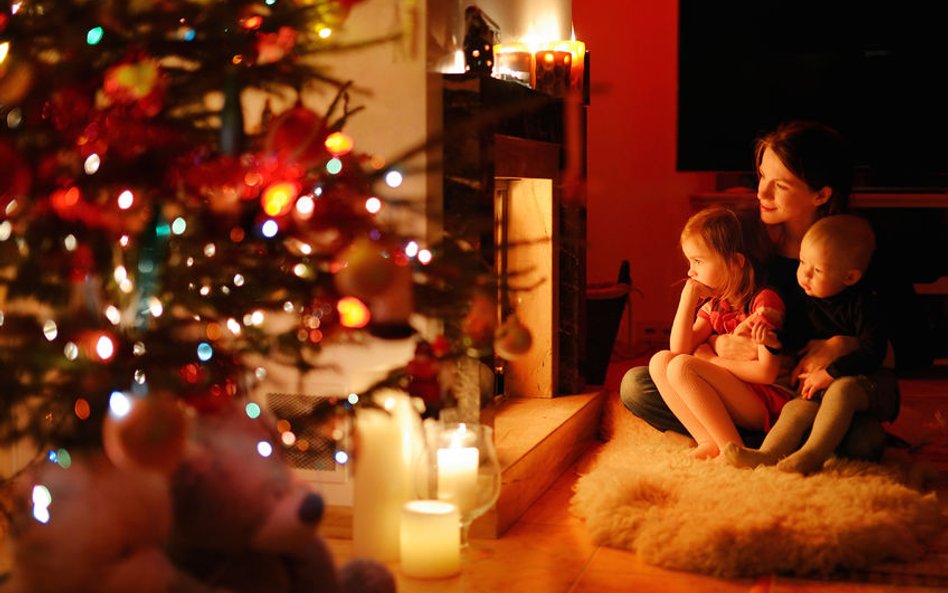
[724,214,899,474]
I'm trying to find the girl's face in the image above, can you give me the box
[756,147,829,227]
[681,235,729,294]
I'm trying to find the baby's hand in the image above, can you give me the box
[797,368,833,399]
[750,322,781,349]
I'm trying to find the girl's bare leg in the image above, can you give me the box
[649,351,714,453]
[666,355,768,458]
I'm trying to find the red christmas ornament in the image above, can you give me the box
[265,105,328,168]
[407,342,442,412]
[255,26,297,65]
[102,393,188,474]
[102,57,167,117]
[462,293,496,346]
[494,314,533,360]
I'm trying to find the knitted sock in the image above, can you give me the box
[778,378,869,475]
[724,398,819,468]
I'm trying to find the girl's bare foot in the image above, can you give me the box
[691,442,719,459]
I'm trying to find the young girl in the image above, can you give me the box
[648,207,792,459]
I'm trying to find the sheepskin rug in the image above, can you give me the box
[570,395,945,578]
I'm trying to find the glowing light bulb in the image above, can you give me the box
[384,170,403,188]
[96,335,115,360]
[337,296,370,328]
[365,196,382,214]
[86,27,104,45]
[324,131,354,156]
[117,189,134,210]
[262,181,299,216]
[109,392,132,418]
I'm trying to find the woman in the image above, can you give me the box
[621,120,929,458]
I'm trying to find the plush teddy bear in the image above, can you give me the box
[166,402,395,593]
[0,450,223,593]
[1,400,395,593]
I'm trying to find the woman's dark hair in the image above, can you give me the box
[754,120,854,217]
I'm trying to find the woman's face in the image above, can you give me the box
[756,147,828,227]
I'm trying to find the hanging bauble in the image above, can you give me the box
[461,292,496,346]
[102,57,166,117]
[265,105,328,168]
[406,341,441,413]
[102,393,188,474]
[494,314,533,360]
[334,238,396,300]
[0,56,34,105]
[255,26,297,65]
[46,85,95,136]
[175,353,241,414]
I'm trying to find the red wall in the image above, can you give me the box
[573,1,715,338]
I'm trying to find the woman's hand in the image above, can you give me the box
[797,367,833,399]
[711,334,758,361]
[791,336,858,382]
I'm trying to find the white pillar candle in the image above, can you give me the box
[400,500,461,579]
[436,428,479,514]
[352,406,405,561]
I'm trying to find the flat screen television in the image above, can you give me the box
[677,1,948,190]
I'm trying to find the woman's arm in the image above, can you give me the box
[791,335,859,379]
[704,344,781,384]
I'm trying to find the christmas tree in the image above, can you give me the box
[0,0,541,589]
[0,0,516,460]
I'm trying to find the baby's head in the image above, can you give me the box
[797,214,875,298]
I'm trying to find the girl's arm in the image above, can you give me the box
[669,279,713,354]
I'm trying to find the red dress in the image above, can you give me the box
[697,289,792,428]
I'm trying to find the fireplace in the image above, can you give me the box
[437,73,587,399]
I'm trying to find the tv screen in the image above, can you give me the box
[677,1,948,189]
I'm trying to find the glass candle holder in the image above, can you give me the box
[418,422,501,547]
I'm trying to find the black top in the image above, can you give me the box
[780,284,888,378]
[764,249,934,373]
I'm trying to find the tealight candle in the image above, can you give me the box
[400,500,461,579]
[436,426,479,514]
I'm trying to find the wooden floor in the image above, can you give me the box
[325,358,948,593]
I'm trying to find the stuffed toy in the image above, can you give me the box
[0,400,395,593]
[0,450,222,593]
[167,402,395,593]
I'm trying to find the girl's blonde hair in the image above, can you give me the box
[681,207,756,309]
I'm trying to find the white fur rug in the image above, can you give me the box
[570,395,945,578]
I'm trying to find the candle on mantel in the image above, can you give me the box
[400,500,461,579]
[493,42,533,88]
[436,426,479,514]
[534,49,571,97]
[550,39,586,91]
